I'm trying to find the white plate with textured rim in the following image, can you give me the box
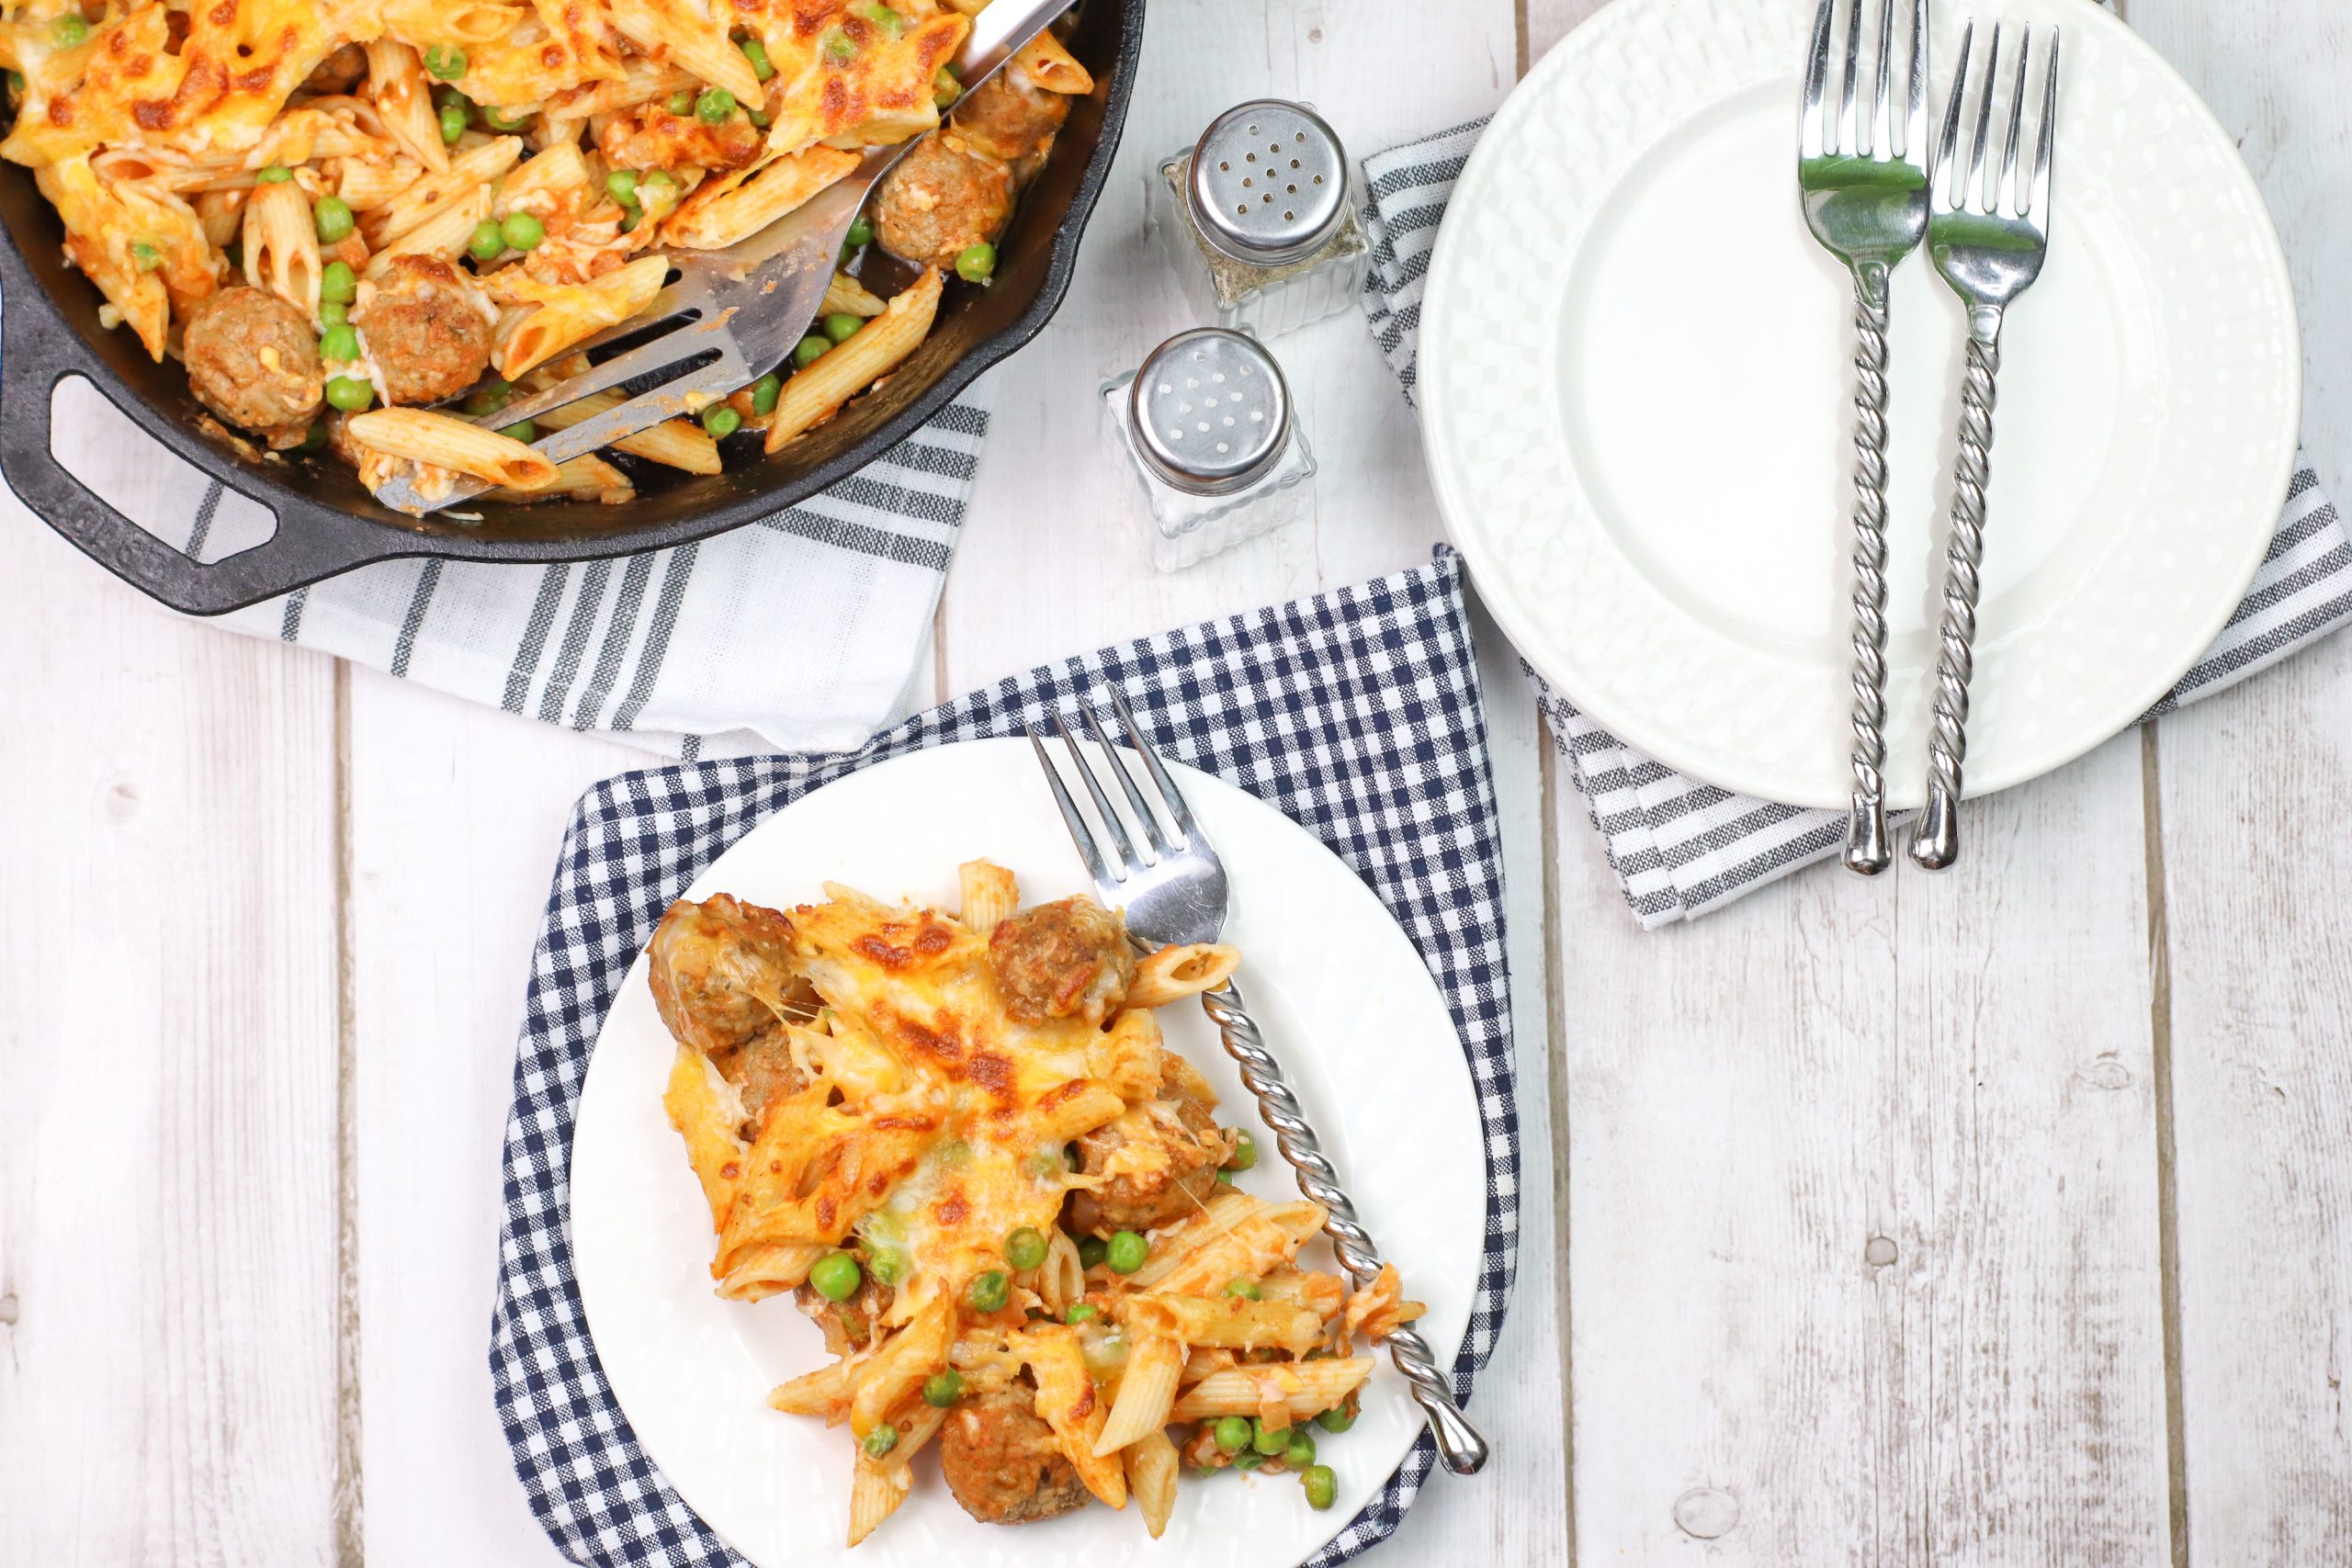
[569,739,1483,1568]
[1420,0,2300,811]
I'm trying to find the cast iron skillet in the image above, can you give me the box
[0,0,1140,615]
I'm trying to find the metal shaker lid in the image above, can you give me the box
[1185,99,1350,266]
[1129,328,1292,495]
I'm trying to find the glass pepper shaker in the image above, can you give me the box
[1101,328,1318,572]
[1150,99,1371,339]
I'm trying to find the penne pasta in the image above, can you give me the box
[1147,1201,1328,1298]
[486,452,635,504]
[493,253,668,379]
[1126,942,1242,1009]
[368,138,524,246]
[243,178,322,318]
[530,389,721,474]
[367,40,451,176]
[764,267,944,451]
[1168,1358,1374,1422]
[957,859,1018,935]
[848,1300,950,1440]
[1125,1293,1327,1355]
[822,271,889,319]
[660,146,860,251]
[346,407,560,490]
[1091,1333,1182,1456]
[1124,1430,1179,1540]
[1018,1325,1125,1509]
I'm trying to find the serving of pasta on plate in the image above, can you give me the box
[647,860,1425,1545]
[0,0,1086,505]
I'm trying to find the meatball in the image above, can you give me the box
[352,255,493,406]
[989,897,1134,1027]
[648,895,802,1056]
[873,133,1013,268]
[1064,1059,1230,1236]
[725,1023,808,1136]
[301,41,368,96]
[950,73,1069,170]
[182,287,322,447]
[939,1389,1091,1526]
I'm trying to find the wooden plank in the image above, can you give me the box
[1553,736,2171,1564]
[0,508,345,1566]
[2131,0,2352,1559]
[343,671,640,1568]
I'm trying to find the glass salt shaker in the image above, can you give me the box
[1101,328,1317,572]
[1150,99,1371,339]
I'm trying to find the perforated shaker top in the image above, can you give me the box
[1128,328,1293,494]
[1185,99,1351,265]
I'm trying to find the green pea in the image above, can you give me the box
[793,334,830,369]
[300,422,331,451]
[1313,1404,1356,1434]
[809,1250,862,1303]
[746,107,769,130]
[921,1370,964,1407]
[320,260,356,303]
[1231,1449,1264,1472]
[6,70,25,94]
[323,376,374,412]
[964,1269,1008,1313]
[823,29,856,62]
[1063,1302,1098,1325]
[1077,1235,1108,1269]
[605,169,639,208]
[641,168,678,195]
[620,209,641,234]
[424,44,467,81]
[462,379,512,416]
[319,300,347,327]
[481,104,530,131]
[931,64,959,108]
[861,1424,898,1459]
[497,418,537,443]
[739,36,774,80]
[858,2,903,36]
[665,89,694,117]
[1283,1429,1317,1469]
[955,242,996,284]
[1212,1416,1250,1454]
[436,86,471,113]
[500,211,545,251]
[438,102,469,144]
[1224,1278,1261,1300]
[1250,1417,1288,1457]
[1225,1131,1258,1172]
[695,87,735,125]
[131,242,161,272]
[1215,1169,1235,1187]
[844,214,873,249]
[821,312,862,344]
[468,219,506,261]
[700,404,741,439]
[1302,1463,1338,1510]
[313,195,355,244]
[865,1246,908,1286]
[254,165,292,185]
[51,14,88,48]
[1105,1230,1148,1275]
[747,371,782,416]
[319,322,359,362]
[1004,1226,1047,1271]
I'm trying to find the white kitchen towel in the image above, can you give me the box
[1361,117,2352,928]
[41,370,990,758]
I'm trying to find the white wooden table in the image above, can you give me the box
[4,1,2347,1562]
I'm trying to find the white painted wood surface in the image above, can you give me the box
[0,2,2343,1566]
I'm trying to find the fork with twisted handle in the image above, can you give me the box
[1910,19,2061,869]
[1800,0,1930,877]
[1027,688,1489,1477]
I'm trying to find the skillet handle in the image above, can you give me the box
[0,279,408,616]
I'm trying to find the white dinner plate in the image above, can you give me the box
[569,739,1484,1568]
[1420,0,2300,810]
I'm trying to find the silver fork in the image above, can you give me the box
[1029,691,1490,1477]
[375,0,1073,515]
[1800,0,1930,878]
[1910,20,2060,870]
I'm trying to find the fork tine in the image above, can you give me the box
[1870,0,1894,160]
[1838,0,1864,154]
[1996,25,2031,217]
[1053,711,1145,874]
[1103,686,1200,846]
[1936,20,1973,207]
[1801,0,1834,159]
[1905,0,1927,164]
[1031,729,1115,887]
[2029,28,2061,224]
[1965,22,2002,214]
[491,316,741,430]
[1080,702,1173,857]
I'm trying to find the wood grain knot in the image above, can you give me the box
[1864,1235,1898,1267]
[2079,1057,2133,1091]
[1673,1486,1739,1539]
[0,1292,17,1325]
[100,776,141,825]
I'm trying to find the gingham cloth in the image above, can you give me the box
[43,374,991,756]
[1363,117,2352,928]
[489,548,1516,1567]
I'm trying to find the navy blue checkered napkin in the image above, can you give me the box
[489,548,1516,1567]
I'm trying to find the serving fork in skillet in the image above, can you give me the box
[376,0,1075,515]
[1909,20,2061,870]
[1800,0,1929,877]
[1029,689,1490,1478]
